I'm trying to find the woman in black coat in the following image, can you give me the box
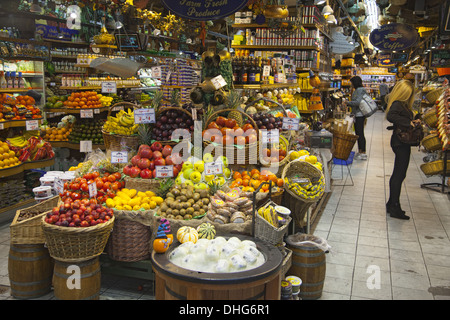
[385,80,420,220]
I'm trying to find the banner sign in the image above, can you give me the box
[377,54,395,67]
[369,23,418,52]
[35,24,79,42]
[160,0,248,21]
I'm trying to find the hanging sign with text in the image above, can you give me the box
[160,0,248,21]
[369,23,418,52]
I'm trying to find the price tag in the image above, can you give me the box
[80,109,94,118]
[204,161,223,175]
[94,108,101,114]
[151,66,162,78]
[80,140,92,153]
[211,75,228,90]
[134,108,156,124]
[26,120,39,131]
[88,182,97,198]
[111,151,128,164]
[155,165,174,178]
[263,65,271,77]
[112,106,124,112]
[54,177,64,195]
[101,81,117,94]
[0,123,4,130]
[282,117,300,130]
[261,129,280,144]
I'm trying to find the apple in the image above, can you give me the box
[154,157,166,166]
[151,141,162,152]
[217,156,228,167]
[171,153,183,165]
[173,166,180,178]
[123,164,133,176]
[204,174,214,182]
[137,157,151,169]
[148,160,155,170]
[140,168,152,179]
[152,170,157,178]
[183,168,194,180]
[203,153,214,163]
[153,151,163,159]
[223,167,231,178]
[129,166,141,178]
[139,146,153,159]
[194,182,208,190]
[165,155,173,165]
[131,155,141,166]
[194,160,205,173]
[190,171,202,183]
[184,180,194,187]
[215,177,226,186]
[162,145,172,157]
[182,161,193,171]
[175,176,183,184]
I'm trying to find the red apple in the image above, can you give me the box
[151,141,163,152]
[137,157,151,169]
[165,155,173,165]
[154,157,165,166]
[153,150,162,159]
[129,166,141,178]
[152,170,157,178]
[139,146,153,159]
[148,160,155,171]
[162,145,172,157]
[175,164,182,172]
[131,155,141,166]
[140,168,152,179]
[173,166,179,177]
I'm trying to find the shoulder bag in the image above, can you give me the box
[359,93,378,117]
[394,103,424,146]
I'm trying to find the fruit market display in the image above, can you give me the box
[123,142,181,179]
[103,109,138,136]
[7,136,55,162]
[259,138,289,166]
[68,119,105,145]
[257,202,290,228]
[40,115,76,141]
[98,95,114,107]
[152,108,194,142]
[0,94,42,121]
[228,169,284,193]
[63,91,103,109]
[105,188,163,211]
[203,116,257,145]
[206,188,254,224]
[168,236,265,273]
[0,141,20,169]
[44,199,113,228]
[156,183,211,220]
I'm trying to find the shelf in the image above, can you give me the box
[54,70,86,74]
[45,106,109,114]
[232,23,334,41]
[1,56,49,62]
[0,118,43,130]
[19,73,43,77]
[0,157,55,179]
[45,39,89,46]
[0,88,43,93]
[0,198,35,215]
[234,83,300,89]
[48,141,105,150]
[51,55,78,59]
[59,85,142,90]
[231,45,321,51]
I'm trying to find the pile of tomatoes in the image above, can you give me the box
[60,171,124,204]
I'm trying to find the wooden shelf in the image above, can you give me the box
[0,198,35,215]
[45,106,109,114]
[0,157,55,179]
[234,83,300,89]
[0,118,43,130]
[0,88,43,93]
[59,85,141,90]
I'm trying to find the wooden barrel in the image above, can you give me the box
[8,244,54,299]
[52,257,101,300]
[286,234,326,300]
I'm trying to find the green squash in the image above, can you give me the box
[196,222,216,240]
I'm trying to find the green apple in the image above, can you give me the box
[204,174,214,182]
[183,168,194,180]
[182,161,193,171]
[194,160,205,173]
[194,182,208,190]
[175,176,183,185]
[190,171,202,183]
[203,153,214,163]
[215,177,226,186]
[184,180,194,187]
[223,167,231,178]
[217,156,229,167]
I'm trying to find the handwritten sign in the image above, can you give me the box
[101,81,117,94]
[261,129,280,144]
[160,0,248,21]
[88,182,97,198]
[211,75,228,90]
[369,23,418,52]
[204,161,223,175]
[80,109,94,118]
[155,165,174,178]
[151,66,162,78]
[54,177,64,195]
[111,151,128,164]
[80,140,92,153]
[134,108,156,124]
[282,117,300,131]
[26,120,39,131]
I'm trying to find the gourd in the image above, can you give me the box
[153,238,171,253]
[176,226,199,244]
[197,222,216,240]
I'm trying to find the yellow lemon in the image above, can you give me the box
[0,160,4,168]
[289,151,299,160]
[140,203,150,210]
[115,205,124,210]
[298,150,309,157]
[132,205,141,211]
[105,198,115,208]
[123,205,132,211]
[142,197,151,204]
[305,155,317,164]
[113,197,123,206]
[8,151,15,158]
[3,159,10,166]
[151,196,164,205]
[128,189,137,198]
[128,198,140,208]
[121,188,130,194]
[149,200,157,209]
[145,191,155,198]
[137,191,147,199]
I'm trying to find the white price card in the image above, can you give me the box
[80,109,94,118]
[94,108,101,114]
[26,120,39,131]
[112,106,124,112]
[282,117,300,130]
[263,65,271,77]
[101,81,117,94]
[211,75,228,90]
[111,151,128,164]
[88,182,97,198]
[134,108,156,124]
[54,177,64,195]
[0,123,4,130]
[261,129,280,144]
[155,165,174,178]
[151,66,162,78]
[204,161,223,175]
[80,140,92,153]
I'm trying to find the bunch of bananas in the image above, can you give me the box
[284,176,325,201]
[103,109,138,136]
[257,204,279,228]
[7,136,28,148]
[98,95,114,107]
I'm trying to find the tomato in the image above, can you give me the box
[97,196,104,204]
[84,173,93,180]
[107,174,116,183]
[71,192,81,200]
[103,182,111,191]
[89,198,98,205]
[113,172,121,180]
[102,176,109,183]
[80,183,89,192]
[92,172,100,179]
[107,190,116,199]
[111,181,121,191]
[96,180,104,189]
[70,183,80,191]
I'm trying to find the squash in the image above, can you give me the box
[197,222,216,240]
[153,237,171,253]
[176,226,199,244]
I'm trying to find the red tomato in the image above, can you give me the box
[103,182,111,191]
[96,180,104,189]
[102,176,108,183]
[84,173,93,180]
[92,172,100,179]
[107,175,116,183]
[70,183,80,191]
[111,181,121,191]
[113,172,121,180]
[80,183,89,192]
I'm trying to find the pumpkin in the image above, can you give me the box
[153,237,171,253]
[176,226,198,244]
[197,222,216,240]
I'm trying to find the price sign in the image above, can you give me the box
[261,129,280,144]
[88,182,97,198]
[80,140,92,153]
[211,75,228,90]
[204,161,223,175]
[151,66,162,78]
[94,108,101,114]
[112,106,124,112]
[282,117,300,130]
[54,177,64,195]
[0,123,4,130]
[134,108,156,124]
[111,151,128,164]
[26,120,39,131]
[101,81,117,94]
[155,165,174,178]
[263,65,271,77]
[80,109,94,118]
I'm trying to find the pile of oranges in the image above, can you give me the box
[63,91,102,109]
[43,126,73,141]
[229,168,284,192]
[0,141,20,169]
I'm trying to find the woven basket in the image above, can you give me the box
[423,108,438,128]
[41,215,115,262]
[10,196,60,245]
[107,218,151,262]
[255,200,292,246]
[102,102,141,152]
[331,130,359,160]
[421,134,442,152]
[425,88,444,104]
[153,107,193,146]
[261,134,290,169]
[420,160,450,176]
[124,176,161,193]
[203,108,259,166]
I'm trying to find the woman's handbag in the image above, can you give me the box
[359,93,378,117]
[395,122,424,146]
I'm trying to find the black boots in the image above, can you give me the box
[386,202,410,220]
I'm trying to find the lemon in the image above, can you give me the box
[289,151,299,160]
[145,190,155,197]
[151,196,164,205]
[298,150,309,157]
[137,191,147,199]
[140,203,150,210]
[105,198,115,208]
[127,189,137,198]
[141,197,151,204]
[0,160,4,168]
[149,200,157,209]
[115,205,124,210]
[305,155,317,164]
[113,197,123,206]
[128,198,140,208]
[123,205,132,211]
[132,205,141,211]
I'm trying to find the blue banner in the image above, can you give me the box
[160,0,248,21]
[35,24,79,42]
[369,23,418,52]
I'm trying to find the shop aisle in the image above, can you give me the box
[317,111,450,300]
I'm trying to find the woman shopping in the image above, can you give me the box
[345,76,368,160]
[385,80,420,220]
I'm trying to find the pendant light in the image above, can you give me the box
[322,1,334,17]
[314,0,326,5]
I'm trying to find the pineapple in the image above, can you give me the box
[226,89,244,127]
[170,89,182,108]
[151,90,164,112]
[137,123,152,145]
[207,180,221,196]
[157,178,174,198]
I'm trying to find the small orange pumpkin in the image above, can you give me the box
[153,237,171,253]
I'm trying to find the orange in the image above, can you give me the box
[242,179,249,187]
[242,171,249,177]
[250,179,260,189]
[269,174,278,183]
[250,169,260,176]
[234,178,243,185]
[251,173,260,181]
[233,171,242,180]
[276,178,284,187]
[242,174,251,181]
[230,181,239,188]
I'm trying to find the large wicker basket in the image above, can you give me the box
[260,134,290,170]
[331,130,359,160]
[124,176,161,193]
[10,196,60,245]
[421,134,442,152]
[153,107,193,146]
[423,108,438,128]
[102,102,141,152]
[41,215,115,262]
[425,88,444,104]
[420,160,450,176]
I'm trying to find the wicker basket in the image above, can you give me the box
[153,107,193,146]
[102,102,141,152]
[41,215,115,262]
[420,160,450,176]
[107,218,151,262]
[421,134,442,152]
[124,176,161,193]
[425,88,444,104]
[10,196,60,245]
[423,108,438,128]
[331,130,359,160]
[203,108,259,166]
[255,200,292,246]
[261,135,290,169]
